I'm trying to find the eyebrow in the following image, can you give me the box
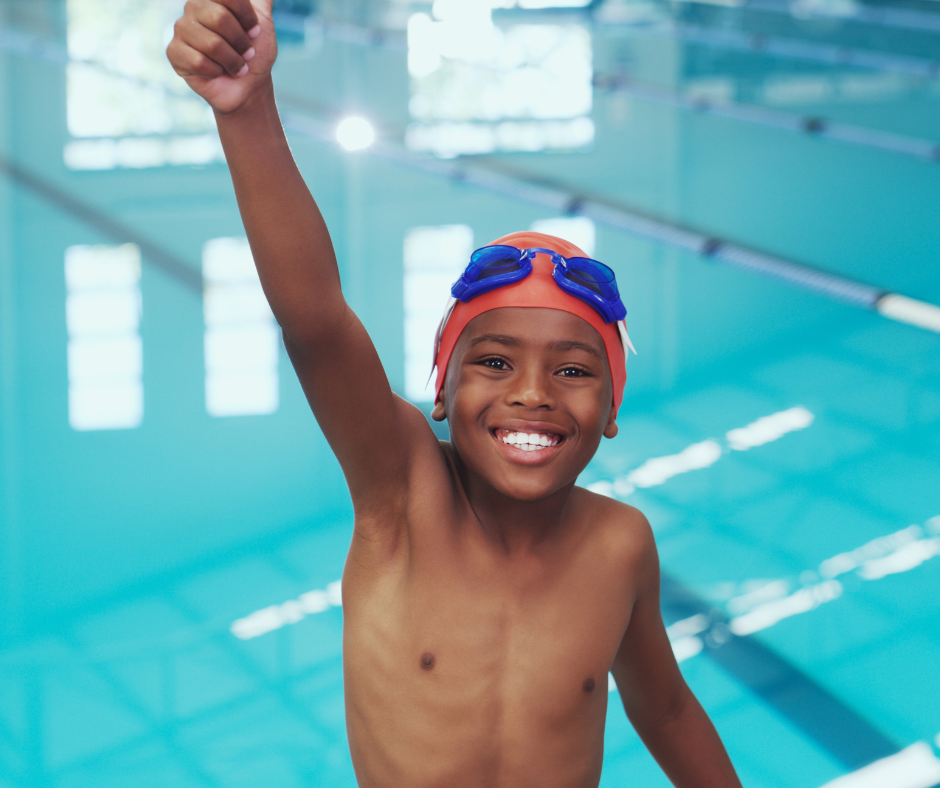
[469,333,522,348]
[550,340,602,359]
[470,334,602,359]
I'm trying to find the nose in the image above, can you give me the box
[506,364,555,410]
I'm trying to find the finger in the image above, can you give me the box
[213,0,260,37]
[189,23,250,76]
[192,0,255,54]
[167,39,227,80]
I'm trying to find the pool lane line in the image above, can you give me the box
[591,72,940,164]
[4,26,939,334]
[4,115,937,341]
[263,11,940,86]
[282,14,940,164]
[0,156,203,293]
[875,293,940,334]
[659,574,900,771]
[280,11,940,82]
[4,23,939,165]
[281,111,940,336]
[9,7,936,108]
[665,0,940,36]
[537,12,940,81]
[606,22,940,80]
[817,742,940,788]
[586,409,936,770]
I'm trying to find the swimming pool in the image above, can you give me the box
[1,1,939,785]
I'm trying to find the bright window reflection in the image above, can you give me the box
[64,135,223,171]
[406,3,593,158]
[403,225,474,401]
[203,238,279,417]
[530,216,595,256]
[65,0,223,170]
[514,0,592,6]
[65,244,143,431]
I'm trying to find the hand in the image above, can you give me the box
[166,0,277,114]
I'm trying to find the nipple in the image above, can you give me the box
[582,677,595,693]
[420,652,436,671]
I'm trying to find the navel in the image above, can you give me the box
[582,677,595,693]
[420,652,436,671]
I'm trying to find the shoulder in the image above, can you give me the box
[572,487,657,569]
[574,485,653,537]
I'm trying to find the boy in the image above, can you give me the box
[167,2,742,786]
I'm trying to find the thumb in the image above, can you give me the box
[250,0,275,19]
[225,0,272,33]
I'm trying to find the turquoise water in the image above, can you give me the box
[1,1,939,786]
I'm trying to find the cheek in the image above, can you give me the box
[450,366,500,402]
[446,376,491,428]
[569,392,611,437]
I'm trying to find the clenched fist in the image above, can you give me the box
[166,0,277,114]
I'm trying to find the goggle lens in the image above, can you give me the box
[469,245,525,279]
[560,258,616,296]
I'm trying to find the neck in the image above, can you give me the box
[454,454,576,554]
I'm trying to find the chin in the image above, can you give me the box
[492,473,572,503]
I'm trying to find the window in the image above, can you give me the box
[64,0,224,170]
[406,1,593,157]
[403,225,474,401]
[530,216,595,256]
[203,238,279,417]
[65,244,143,430]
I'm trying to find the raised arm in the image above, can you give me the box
[611,526,742,788]
[167,0,433,511]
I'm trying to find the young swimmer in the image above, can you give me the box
[168,2,742,786]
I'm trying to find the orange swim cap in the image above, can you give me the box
[433,231,630,415]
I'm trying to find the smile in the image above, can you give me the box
[493,429,563,452]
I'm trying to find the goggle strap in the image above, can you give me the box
[428,296,458,390]
[618,320,637,358]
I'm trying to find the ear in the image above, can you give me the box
[602,403,618,439]
[431,391,447,422]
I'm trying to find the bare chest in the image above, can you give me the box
[347,530,630,684]
[340,533,633,787]
[344,540,629,719]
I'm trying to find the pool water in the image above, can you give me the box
[1,1,939,786]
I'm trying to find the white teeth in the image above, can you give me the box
[499,431,560,449]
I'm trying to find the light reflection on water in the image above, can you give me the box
[65,243,143,430]
[1,0,939,786]
[202,238,280,418]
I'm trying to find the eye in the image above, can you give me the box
[559,365,590,378]
[480,356,510,370]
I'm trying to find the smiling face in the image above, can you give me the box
[431,307,619,502]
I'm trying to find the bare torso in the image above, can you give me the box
[341,439,647,788]
[165,5,741,782]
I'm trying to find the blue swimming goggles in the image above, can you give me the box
[451,245,627,324]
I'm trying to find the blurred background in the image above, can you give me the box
[1,0,939,785]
